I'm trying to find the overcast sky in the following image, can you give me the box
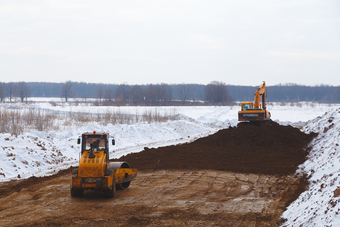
[1,0,339,86]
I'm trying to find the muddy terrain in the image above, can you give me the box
[0,121,316,226]
[117,121,315,175]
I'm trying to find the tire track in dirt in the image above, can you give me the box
[0,170,303,227]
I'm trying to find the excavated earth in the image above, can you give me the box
[118,120,315,175]
[0,120,316,227]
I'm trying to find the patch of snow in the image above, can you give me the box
[0,119,219,181]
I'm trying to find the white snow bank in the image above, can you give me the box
[0,119,220,182]
[281,108,340,226]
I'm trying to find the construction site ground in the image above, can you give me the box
[0,121,316,226]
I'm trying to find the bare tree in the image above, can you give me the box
[205,81,232,105]
[145,83,172,106]
[115,84,129,104]
[17,81,31,102]
[145,84,158,105]
[0,82,5,102]
[96,85,105,104]
[104,87,115,102]
[60,81,73,102]
[5,82,16,102]
[178,84,191,105]
[129,85,145,105]
[160,83,172,105]
[331,87,340,103]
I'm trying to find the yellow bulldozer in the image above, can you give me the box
[238,81,271,121]
[71,131,137,198]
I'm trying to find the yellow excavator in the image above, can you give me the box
[71,131,137,198]
[238,81,271,121]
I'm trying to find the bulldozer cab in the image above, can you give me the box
[83,137,106,151]
[81,135,108,154]
[77,131,115,161]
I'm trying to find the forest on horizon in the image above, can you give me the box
[1,81,340,104]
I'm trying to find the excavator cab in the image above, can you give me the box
[241,102,253,110]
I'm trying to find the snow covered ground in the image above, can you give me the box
[281,107,340,226]
[1,99,340,226]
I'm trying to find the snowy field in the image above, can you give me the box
[1,99,340,226]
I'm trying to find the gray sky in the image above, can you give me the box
[1,0,339,86]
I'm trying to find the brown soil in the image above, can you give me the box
[0,170,308,227]
[0,120,316,226]
[116,120,316,175]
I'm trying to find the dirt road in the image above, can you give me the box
[0,170,303,227]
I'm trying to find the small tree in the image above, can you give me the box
[0,82,5,102]
[96,85,105,104]
[145,84,158,105]
[159,83,172,105]
[5,82,16,102]
[145,83,172,106]
[60,81,73,102]
[179,84,191,105]
[115,84,129,104]
[17,81,31,102]
[204,81,232,105]
[104,87,115,102]
[331,86,340,103]
[129,85,145,105]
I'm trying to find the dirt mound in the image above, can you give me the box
[0,167,72,199]
[116,120,317,175]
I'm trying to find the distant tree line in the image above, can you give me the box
[227,83,340,103]
[1,81,340,104]
[57,81,232,105]
[0,81,233,105]
[0,82,31,102]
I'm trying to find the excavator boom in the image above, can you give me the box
[254,82,266,109]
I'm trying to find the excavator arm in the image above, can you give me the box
[254,82,266,109]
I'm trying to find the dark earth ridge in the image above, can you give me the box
[116,120,317,176]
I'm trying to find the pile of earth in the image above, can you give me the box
[115,120,317,176]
